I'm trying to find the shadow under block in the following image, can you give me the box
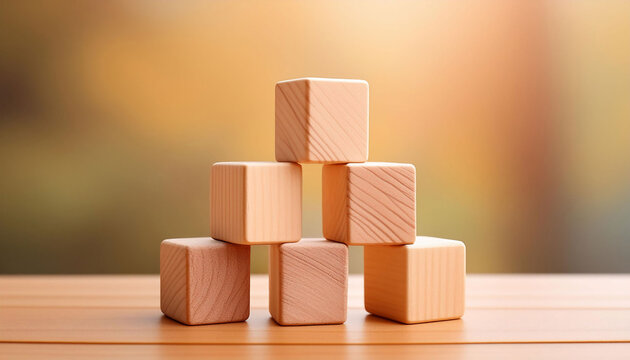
[322,162,416,245]
[160,238,250,325]
[364,236,466,324]
[269,238,348,325]
[210,162,302,245]
[275,77,369,164]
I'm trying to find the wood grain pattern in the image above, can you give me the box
[275,78,369,164]
[160,238,250,325]
[323,162,416,245]
[364,237,466,324]
[3,274,630,310]
[2,275,630,348]
[4,343,630,360]
[269,238,348,325]
[211,162,302,245]
[210,163,245,243]
[2,308,630,344]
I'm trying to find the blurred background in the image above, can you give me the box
[1,0,628,274]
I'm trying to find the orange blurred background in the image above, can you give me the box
[1,1,628,274]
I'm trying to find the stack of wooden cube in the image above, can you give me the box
[160,78,466,326]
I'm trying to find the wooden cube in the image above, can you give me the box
[323,162,416,245]
[275,78,369,164]
[269,238,348,325]
[211,162,301,245]
[160,237,250,325]
[364,236,466,324]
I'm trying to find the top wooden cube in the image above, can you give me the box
[210,162,302,245]
[275,78,369,164]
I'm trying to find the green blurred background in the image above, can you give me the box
[1,1,628,274]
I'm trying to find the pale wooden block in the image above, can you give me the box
[364,236,466,324]
[210,162,302,245]
[160,237,250,325]
[322,162,416,245]
[269,238,348,325]
[275,77,369,164]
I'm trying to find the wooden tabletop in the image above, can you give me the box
[1,274,629,359]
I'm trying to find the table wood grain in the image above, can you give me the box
[1,274,629,359]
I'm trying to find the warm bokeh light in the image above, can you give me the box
[1,1,628,274]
